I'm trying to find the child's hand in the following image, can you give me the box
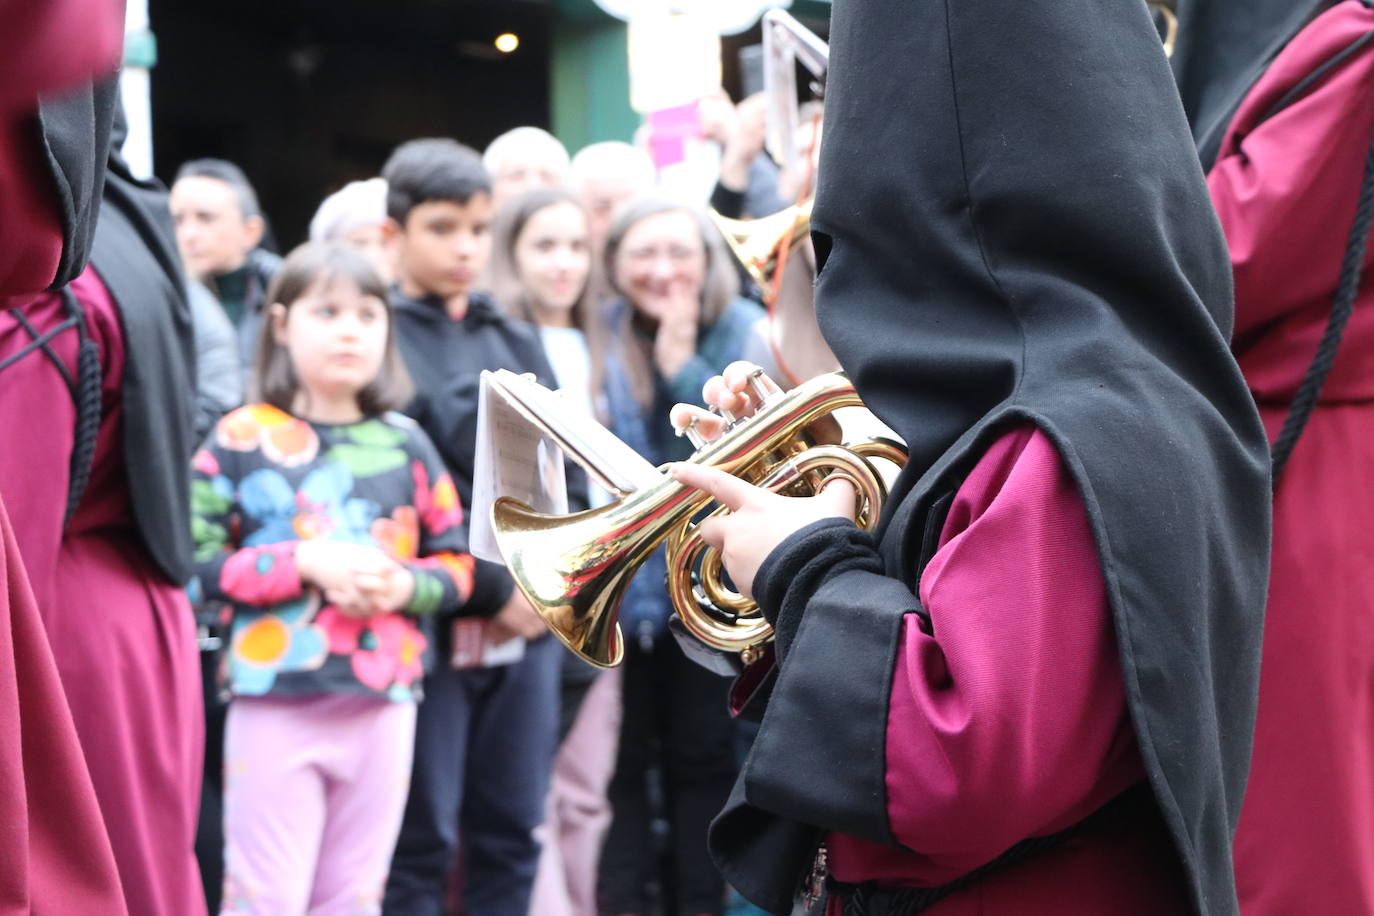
[296,541,396,614]
[325,580,383,619]
[352,563,416,615]
[668,361,841,447]
[668,462,856,602]
[667,361,854,600]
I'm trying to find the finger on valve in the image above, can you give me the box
[723,362,783,416]
[721,362,840,445]
[723,361,780,398]
[701,375,753,419]
[670,403,727,446]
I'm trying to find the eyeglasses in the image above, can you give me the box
[622,245,704,265]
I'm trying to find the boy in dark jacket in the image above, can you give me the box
[381,138,562,916]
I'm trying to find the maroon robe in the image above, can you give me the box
[0,2,128,911]
[1207,2,1374,911]
[0,494,126,916]
[818,426,1189,913]
[0,273,206,916]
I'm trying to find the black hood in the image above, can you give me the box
[809,0,1271,912]
[89,94,197,585]
[36,77,118,289]
[1171,0,1339,168]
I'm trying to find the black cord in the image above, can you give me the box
[59,288,103,524]
[1269,113,1374,487]
[0,291,104,525]
[0,314,79,384]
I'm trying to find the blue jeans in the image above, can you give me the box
[384,633,562,916]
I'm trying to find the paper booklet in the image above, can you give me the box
[468,369,663,567]
[449,618,529,670]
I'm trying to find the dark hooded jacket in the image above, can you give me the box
[91,99,197,584]
[707,1,1272,914]
[392,288,587,652]
[35,77,115,291]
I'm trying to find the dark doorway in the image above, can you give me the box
[149,0,553,247]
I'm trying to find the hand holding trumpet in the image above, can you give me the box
[668,362,857,601]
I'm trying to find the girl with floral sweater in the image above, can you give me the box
[190,242,474,915]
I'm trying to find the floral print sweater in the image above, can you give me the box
[191,404,475,702]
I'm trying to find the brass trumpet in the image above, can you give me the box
[491,370,906,669]
[711,199,814,290]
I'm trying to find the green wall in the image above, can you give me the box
[549,0,832,152]
[550,0,638,151]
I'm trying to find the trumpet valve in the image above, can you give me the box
[747,368,773,405]
[676,416,708,450]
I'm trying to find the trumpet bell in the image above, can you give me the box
[492,498,629,668]
[711,199,815,290]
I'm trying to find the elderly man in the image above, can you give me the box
[569,140,656,248]
[483,126,570,209]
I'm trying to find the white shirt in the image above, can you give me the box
[539,325,614,509]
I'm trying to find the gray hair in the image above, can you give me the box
[570,141,656,192]
[603,193,740,328]
[309,177,388,243]
[173,158,262,220]
[483,127,570,179]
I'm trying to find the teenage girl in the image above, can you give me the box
[489,187,648,916]
[190,242,475,915]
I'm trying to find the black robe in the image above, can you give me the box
[708,1,1272,914]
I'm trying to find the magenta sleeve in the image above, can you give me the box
[826,426,1142,882]
[1206,4,1374,345]
[217,542,306,607]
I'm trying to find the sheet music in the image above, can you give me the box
[490,370,661,494]
[469,370,662,565]
[469,374,570,564]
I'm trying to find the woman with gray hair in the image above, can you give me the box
[603,194,762,459]
[597,193,763,916]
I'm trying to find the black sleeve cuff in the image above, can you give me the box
[743,519,921,845]
[710,181,747,219]
[752,517,884,660]
[467,557,516,618]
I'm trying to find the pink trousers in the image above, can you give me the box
[221,694,416,915]
[529,667,624,916]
